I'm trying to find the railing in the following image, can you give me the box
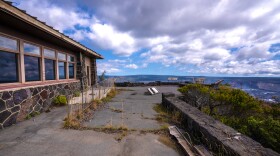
[68,78,115,117]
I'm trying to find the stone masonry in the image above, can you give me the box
[0,82,80,129]
[162,93,279,156]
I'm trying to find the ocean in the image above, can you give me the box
[110,75,280,103]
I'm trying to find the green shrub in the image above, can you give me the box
[74,91,80,97]
[30,111,40,117]
[25,114,32,120]
[53,95,67,106]
[178,84,280,152]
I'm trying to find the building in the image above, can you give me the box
[0,0,103,128]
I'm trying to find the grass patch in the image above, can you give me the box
[110,106,123,113]
[153,104,182,124]
[63,116,81,129]
[25,114,32,120]
[114,131,128,142]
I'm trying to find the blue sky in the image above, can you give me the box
[13,0,280,76]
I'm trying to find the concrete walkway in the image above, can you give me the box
[0,86,182,156]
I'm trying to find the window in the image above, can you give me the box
[0,35,18,51]
[58,52,66,61]
[0,51,18,83]
[24,55,41,81]
[58,62,66,79]
[45,59,56,80]
[24,43,40,55]
[68,63,74,79]
[44,49,55,58]
[68,55,75,62]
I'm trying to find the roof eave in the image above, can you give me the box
[0,0,103,59]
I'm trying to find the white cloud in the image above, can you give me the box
[97,62,121,74]
[88,23,137,56]
[14,0,280,76]
[125,64,138,69]
[16,0,90,32]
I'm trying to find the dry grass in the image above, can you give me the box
[158,135,179,151]
[109,106,123,113]
[63,116,81,129]
[114,131,128,142]
[153,104,182,124]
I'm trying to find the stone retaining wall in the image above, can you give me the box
[0,81,80,129]
[162,93,279,156]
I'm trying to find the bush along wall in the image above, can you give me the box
[178,84,280,153]
[0,82,80,129]
[162,93,279,156]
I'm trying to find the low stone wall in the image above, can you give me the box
[0,81,80,129]
[162,93,279,156]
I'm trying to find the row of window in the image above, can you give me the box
[0,34,76,83]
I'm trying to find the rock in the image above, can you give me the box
[11,106,20,113]
[0,99,6,112]
[40,90,48,100]
[49,91,55,99]
[0,110,12,123]
[34,104,41,112]
[3,112,18,127]
[6,99,14,108]
[13,89,28,105]
[2,91,11,100]
[32,88,39,96]
[64,85,70,89]
[17,99,33,122]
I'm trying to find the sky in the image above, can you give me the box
[11,0,280,76]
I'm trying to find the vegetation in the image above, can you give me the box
[53,95,67,106]
[178,84,280,153]
[74,91,81,97]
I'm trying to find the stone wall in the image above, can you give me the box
[90,58,97,86]
[0,81,80,129]
[162,93,279,156]
[76,52,88,90]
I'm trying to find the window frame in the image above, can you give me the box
[0,33,19,53]
[0,33,21,86]
[67,54,76,79]
[22,40,42,83]
[42,47,57,81]
[0,32,78,87]
[43,47,56,60]
[23,41,41,57]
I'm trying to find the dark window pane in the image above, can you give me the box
[25,56,40,81]
[0,36,18,51]
[0,51,18,83]
[45,59,55,80]
[69,63,74,79]
[58,62,66,79]
[24,43,40,55]
[68,55,74,62]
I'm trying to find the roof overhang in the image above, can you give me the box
[0,0,103,59]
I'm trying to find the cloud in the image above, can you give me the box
[14,0,280,76]
[88,22,137,56]
[97,62,121,74]
[125,64,138,69]
[15,0,90,32]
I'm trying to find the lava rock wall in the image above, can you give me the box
[0,82,80,129]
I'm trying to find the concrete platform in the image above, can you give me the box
[0,86,182,156]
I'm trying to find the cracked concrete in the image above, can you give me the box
[0,86,182,156]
